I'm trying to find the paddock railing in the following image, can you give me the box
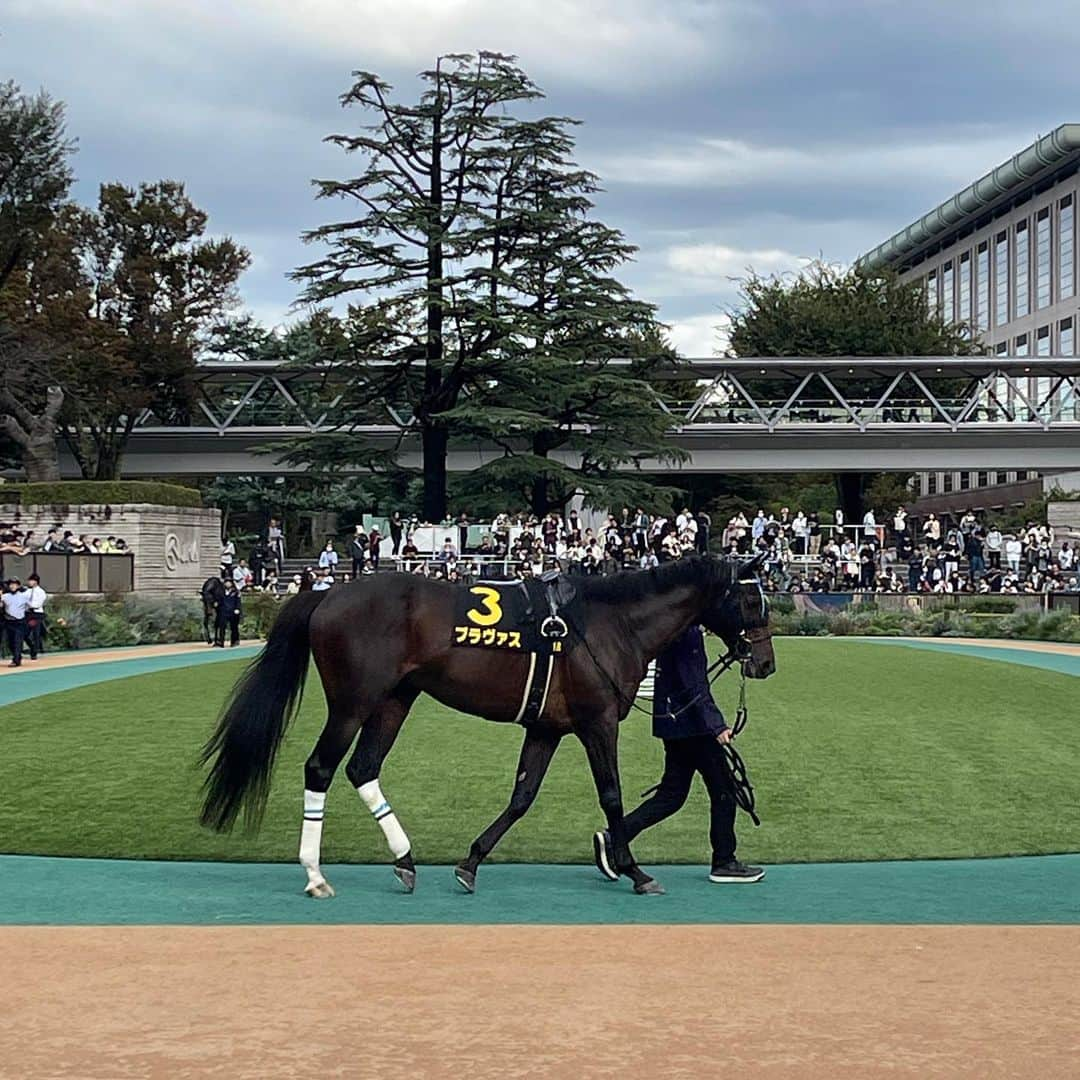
[0,552,135,594]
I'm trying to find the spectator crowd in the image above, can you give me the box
[219,503,1079,598]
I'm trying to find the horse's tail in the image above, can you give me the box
[199,589,329,832]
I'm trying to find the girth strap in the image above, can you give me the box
[514,652,555,726]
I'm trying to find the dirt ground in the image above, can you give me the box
[3,925,1077,1079]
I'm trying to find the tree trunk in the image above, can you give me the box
[422,425,448,522]
[530,473,548,518]
[835,472,868,525]
[23,436,61,482]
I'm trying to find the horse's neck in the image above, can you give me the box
[624,583,706,662]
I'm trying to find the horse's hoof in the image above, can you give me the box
[305,880,335,899]
[634,879,665,896]
[393,865,416,894]
[454,866,476,894]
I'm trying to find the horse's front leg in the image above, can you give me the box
[579,714,663,895]
[454,728,561,893]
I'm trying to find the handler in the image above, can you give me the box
[214,578,243,648]
[2,577,30,667]
[593,624,764,884]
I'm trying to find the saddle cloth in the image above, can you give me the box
[451,579,576,655]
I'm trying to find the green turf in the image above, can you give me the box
[1,638,1078,865]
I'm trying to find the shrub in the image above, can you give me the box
[0,481,202,508]
[240,590,283,639]
[964,596,1018,614]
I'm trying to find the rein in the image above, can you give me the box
[566,609,763,826]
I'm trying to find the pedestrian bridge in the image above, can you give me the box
[109,357,1080,475]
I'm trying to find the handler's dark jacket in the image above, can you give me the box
[217,591,242,621]
[652,625,728,740]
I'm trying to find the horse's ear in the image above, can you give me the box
[743,551,767,575]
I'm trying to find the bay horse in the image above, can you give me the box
[200,577,225,645]
[199,554,775,896]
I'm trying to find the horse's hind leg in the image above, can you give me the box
[300,711,364,898]
[344,687,419,892]
[579,713,663,895]
[454,729,561,894]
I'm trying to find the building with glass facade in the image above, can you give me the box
[859,124,1080,512]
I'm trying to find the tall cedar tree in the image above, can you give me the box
[442,160,684,515]
[292,52,655,521]
[0,82,76,479]
[725,261,979,519]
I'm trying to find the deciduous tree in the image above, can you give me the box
[726,261,979,519]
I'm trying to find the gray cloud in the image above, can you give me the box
[3,0,1075,353]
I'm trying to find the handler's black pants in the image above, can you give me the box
[4,618,25,665]
[622,735,737,863]
[215,614,240,647]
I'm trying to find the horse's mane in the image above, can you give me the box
[573,555,728,605]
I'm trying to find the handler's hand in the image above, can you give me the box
[716,729,733,745]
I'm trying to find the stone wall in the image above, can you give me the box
[0,503,221,595]
[1048,501,1080,544]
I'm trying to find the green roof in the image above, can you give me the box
[858,123,1080,271]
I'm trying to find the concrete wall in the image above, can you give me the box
[1,503,221,595]
[1048,500,1080,544]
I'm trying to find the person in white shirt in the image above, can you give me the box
[1059,542,1076,572]
[25,573,47,660]
[1004,535,1022,574]
[2,578,31,666]
[862,509,877,542]
[791,511,808,555]
[220,538,236,579]
[318,540,339,573]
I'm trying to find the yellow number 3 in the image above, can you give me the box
[466,586,503,627]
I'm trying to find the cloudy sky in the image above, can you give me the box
[5,0,1076,355]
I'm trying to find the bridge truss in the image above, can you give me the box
[112,357,1080,475]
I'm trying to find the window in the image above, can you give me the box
[995,340,1008,356]
[994,231,1009,325]
[1061,195,1074,300]
[943,473,954,493]
[926,270,937,314]
[977,471,989,487]
[976,242,990,333]
[1015,220,1030,318]
[1036,326,1051,415]
[1061,316,1075,357]
[941,260,954,321]
[960,472,971,491]
[1036,324,1051,356]
[1036,208,1052,308]
[958,252,971,331]
[1062,318,1076,418]
[927,473,938,495]
[1015,332,1029,357]
[996,471,1009,485]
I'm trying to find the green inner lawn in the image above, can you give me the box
[1,639,1077,865]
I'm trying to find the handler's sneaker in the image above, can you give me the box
[593,830,618,881]
[709,859,765,884]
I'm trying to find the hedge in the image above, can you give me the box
[0,481,203,508]
[29,590,1080,652]
[44,592,281,650]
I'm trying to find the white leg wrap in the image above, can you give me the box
[299,789,327,886]
[357,779,411,859]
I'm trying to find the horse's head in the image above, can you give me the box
[700,553,776,680]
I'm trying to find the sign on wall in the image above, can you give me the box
[164,530,200,574]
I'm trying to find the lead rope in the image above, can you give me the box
[565,608,762,825]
